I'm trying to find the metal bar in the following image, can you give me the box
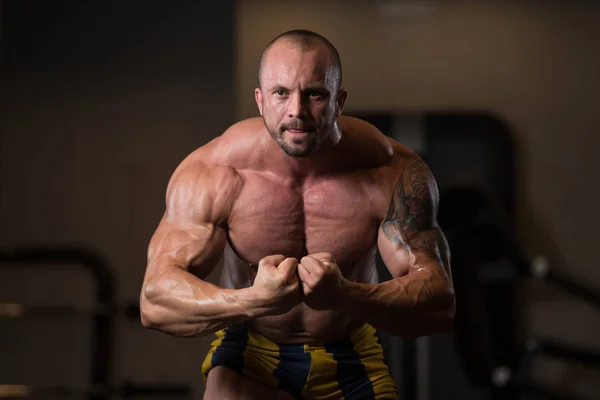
[529,255,600,311]
[511,380,594,400]
[403,338,417,400]
[0,302,139,319]
[385,334,404,392]
[0,247,116,400]
[0,303,115,318]
[531,338,600,369]
[0,384,191,398]
[0,385,31,398]
[548,270,600,312]
[122,383,191,397]
[0,384,108,398]
[415,336,430,400]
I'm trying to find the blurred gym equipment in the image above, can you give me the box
[0,247,191,400]
[352,111,600,400]
[0,302,140,318]
[0,383,191,399]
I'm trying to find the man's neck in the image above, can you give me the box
[262,127,343,183]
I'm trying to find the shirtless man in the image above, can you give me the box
[140,30,455,399]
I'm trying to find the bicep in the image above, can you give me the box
[378,224,450,280]
[143,162,236,282]
[377,154,451,280]
[145,216,227,282]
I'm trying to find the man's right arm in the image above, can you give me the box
[139,160,261,337]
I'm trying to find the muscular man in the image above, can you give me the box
[140,29,455,399]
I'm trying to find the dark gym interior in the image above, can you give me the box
[2,1,600,399]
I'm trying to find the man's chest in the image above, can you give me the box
[227,172,388,267]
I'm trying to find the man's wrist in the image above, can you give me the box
[222,286,265,320]
[235,286,268,319]
[337,278,369,312]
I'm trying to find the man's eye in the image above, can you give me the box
[309,91,322,98]
[276,90,285,96]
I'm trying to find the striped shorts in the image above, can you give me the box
[201,324,399,399]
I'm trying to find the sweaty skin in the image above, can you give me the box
[140,32,454,399]
[140,115,454,344]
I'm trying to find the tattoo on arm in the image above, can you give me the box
[381,155,450,269]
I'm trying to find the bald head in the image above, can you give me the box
[255,30,348,158]
[258,29,342,92]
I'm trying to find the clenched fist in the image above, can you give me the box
[252,255,301,316]
[298,252,345,310]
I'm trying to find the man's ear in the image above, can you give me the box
[255,88,264,116]
[335,89,348,117]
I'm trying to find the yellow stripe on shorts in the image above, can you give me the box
[242,328,281,388]
[302,343,344,399]
[350,325,399,399]
[201,326,249,381]
[201,328,227,380]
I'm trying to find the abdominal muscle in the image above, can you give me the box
[249,303,365,344]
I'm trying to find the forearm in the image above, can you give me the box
[342,269,455,337]
[140,266,263,337]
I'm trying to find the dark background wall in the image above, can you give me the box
[1,0,234,396]
[2,0,600,399]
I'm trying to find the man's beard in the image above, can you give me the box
[279,134,317,158]
[266,120,319,158]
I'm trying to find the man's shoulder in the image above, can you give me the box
[339,115,418,170]
[339,116,434,189]
[168,118,262,186]
[166,151,242,204]
[199,117,265,169]
[177,116,263,168]
[165,147,244,225]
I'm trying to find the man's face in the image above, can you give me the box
[255,42,346,158]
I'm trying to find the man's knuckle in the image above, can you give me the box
[314,253,333,263]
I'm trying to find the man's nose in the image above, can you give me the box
[287,92,307,119]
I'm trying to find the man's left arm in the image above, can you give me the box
[343,154,455,337]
